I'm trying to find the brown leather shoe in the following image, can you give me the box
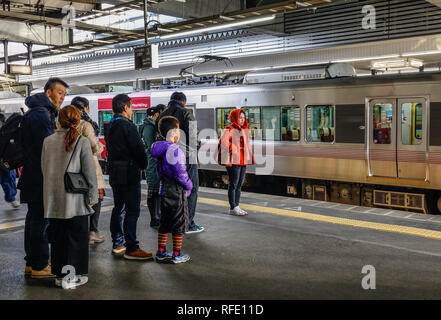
[31,265,56,279]
[25,266,32,276]
[89,231,105,244]
[112,246,126,255]
[123,249,153,260]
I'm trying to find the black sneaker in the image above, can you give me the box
[185,225,204,234]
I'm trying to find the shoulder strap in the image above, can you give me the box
[65,136,81,173]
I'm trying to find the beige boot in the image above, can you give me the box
[31,265,56,279]
[89,231,105,244]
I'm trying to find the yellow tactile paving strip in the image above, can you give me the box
[2,193,440,241]
[197,198,441,241]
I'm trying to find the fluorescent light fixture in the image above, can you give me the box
[93,39,114,44]
[371,58,423,71]
[331,55,400,63]
[402,50,441,57]
[160,15,276,40]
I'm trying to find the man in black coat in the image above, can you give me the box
[156,92,204,234]
[19,77,68,278]
[105,94,151,260]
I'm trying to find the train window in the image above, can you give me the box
[373,103,393,144]
[243,107,261,140]
[261,106,300,141]
[133,111,146,132]
[282,106,300,141]
[262,107,281,141]
[305,105,335,143]
[401,102,423,145]
[216,108,235,136]
[98,111,113,136]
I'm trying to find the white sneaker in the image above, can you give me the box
[8,200,20,209]
[229,206,246,216]
[55,275,88,289]
[238,207,248,216]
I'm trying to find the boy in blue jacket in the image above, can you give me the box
[151,116,193,264]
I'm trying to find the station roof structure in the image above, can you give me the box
[0,0,340,63]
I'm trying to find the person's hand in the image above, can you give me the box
[186,190,191,198]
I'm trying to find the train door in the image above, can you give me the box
[397,98,428,180]
[367,97,429,181]
[368,98,397,178]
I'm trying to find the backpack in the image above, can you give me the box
[0,111,26,169]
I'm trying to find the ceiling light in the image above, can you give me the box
[371,58,423,71]
[159,15,276,40]
[402,50,441,57]
[331,55,400,63]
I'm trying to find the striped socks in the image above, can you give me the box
[172,234,183,257]
[158,233,168,253]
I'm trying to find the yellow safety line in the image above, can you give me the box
[198,197,441,241]
[3,194,439,241]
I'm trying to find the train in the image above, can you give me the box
[2,64,441,214]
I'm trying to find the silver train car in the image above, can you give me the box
[2,69,441,213]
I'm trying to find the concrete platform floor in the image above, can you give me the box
[0,182,440,300]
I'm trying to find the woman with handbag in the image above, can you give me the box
[218,109,255,216]
[42,105,98,289]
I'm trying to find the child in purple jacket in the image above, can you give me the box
[151,116,193,264]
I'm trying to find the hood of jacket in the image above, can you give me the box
[229,108,248,130]
[25,93,58,117]
[168,99,185,109]
[143,116,155,126]
[151,140,173,159]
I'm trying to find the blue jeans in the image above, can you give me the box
[24,202,50,270]
[226,165,247,210]
[186,163,199,229]
[0,169,16,202]
[110,183,141,253]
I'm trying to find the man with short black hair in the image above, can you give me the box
[19,77,69,279]
[156,92,204,234]
[105,94,151,260]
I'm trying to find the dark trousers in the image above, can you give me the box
[24,202,50,270]
[49,216,89,278]
[186,163,199,229]
[110,183,141,253]
[0,168,16,202]
[90,200,102,232]
[226,165,247,210]
[147,191,160,226]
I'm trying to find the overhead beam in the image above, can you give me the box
[0,10,143,37]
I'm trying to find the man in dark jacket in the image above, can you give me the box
[105,94,151,260]
[19,77,68,279]
[156,92,204,234]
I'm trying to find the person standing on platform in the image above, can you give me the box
[140,104,165,229]
[218,109,255,216]
[0,113,20,209]
[151,116,193,263]
[105,94,151,260]
[71,96,106,244]
[42,105,98,288]
[156,92,204,234]
[19,77,68,279]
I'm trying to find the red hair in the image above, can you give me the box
[58,105,81,152]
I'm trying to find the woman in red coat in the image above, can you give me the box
[219,109,255,216]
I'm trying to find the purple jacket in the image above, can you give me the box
[151,140,193,197]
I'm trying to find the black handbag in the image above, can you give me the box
[64,137,89,194]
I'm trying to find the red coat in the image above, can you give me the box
[218,109,255,166]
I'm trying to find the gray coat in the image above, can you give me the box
[42,128,98,219]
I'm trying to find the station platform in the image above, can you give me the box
[0,180,440,300]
